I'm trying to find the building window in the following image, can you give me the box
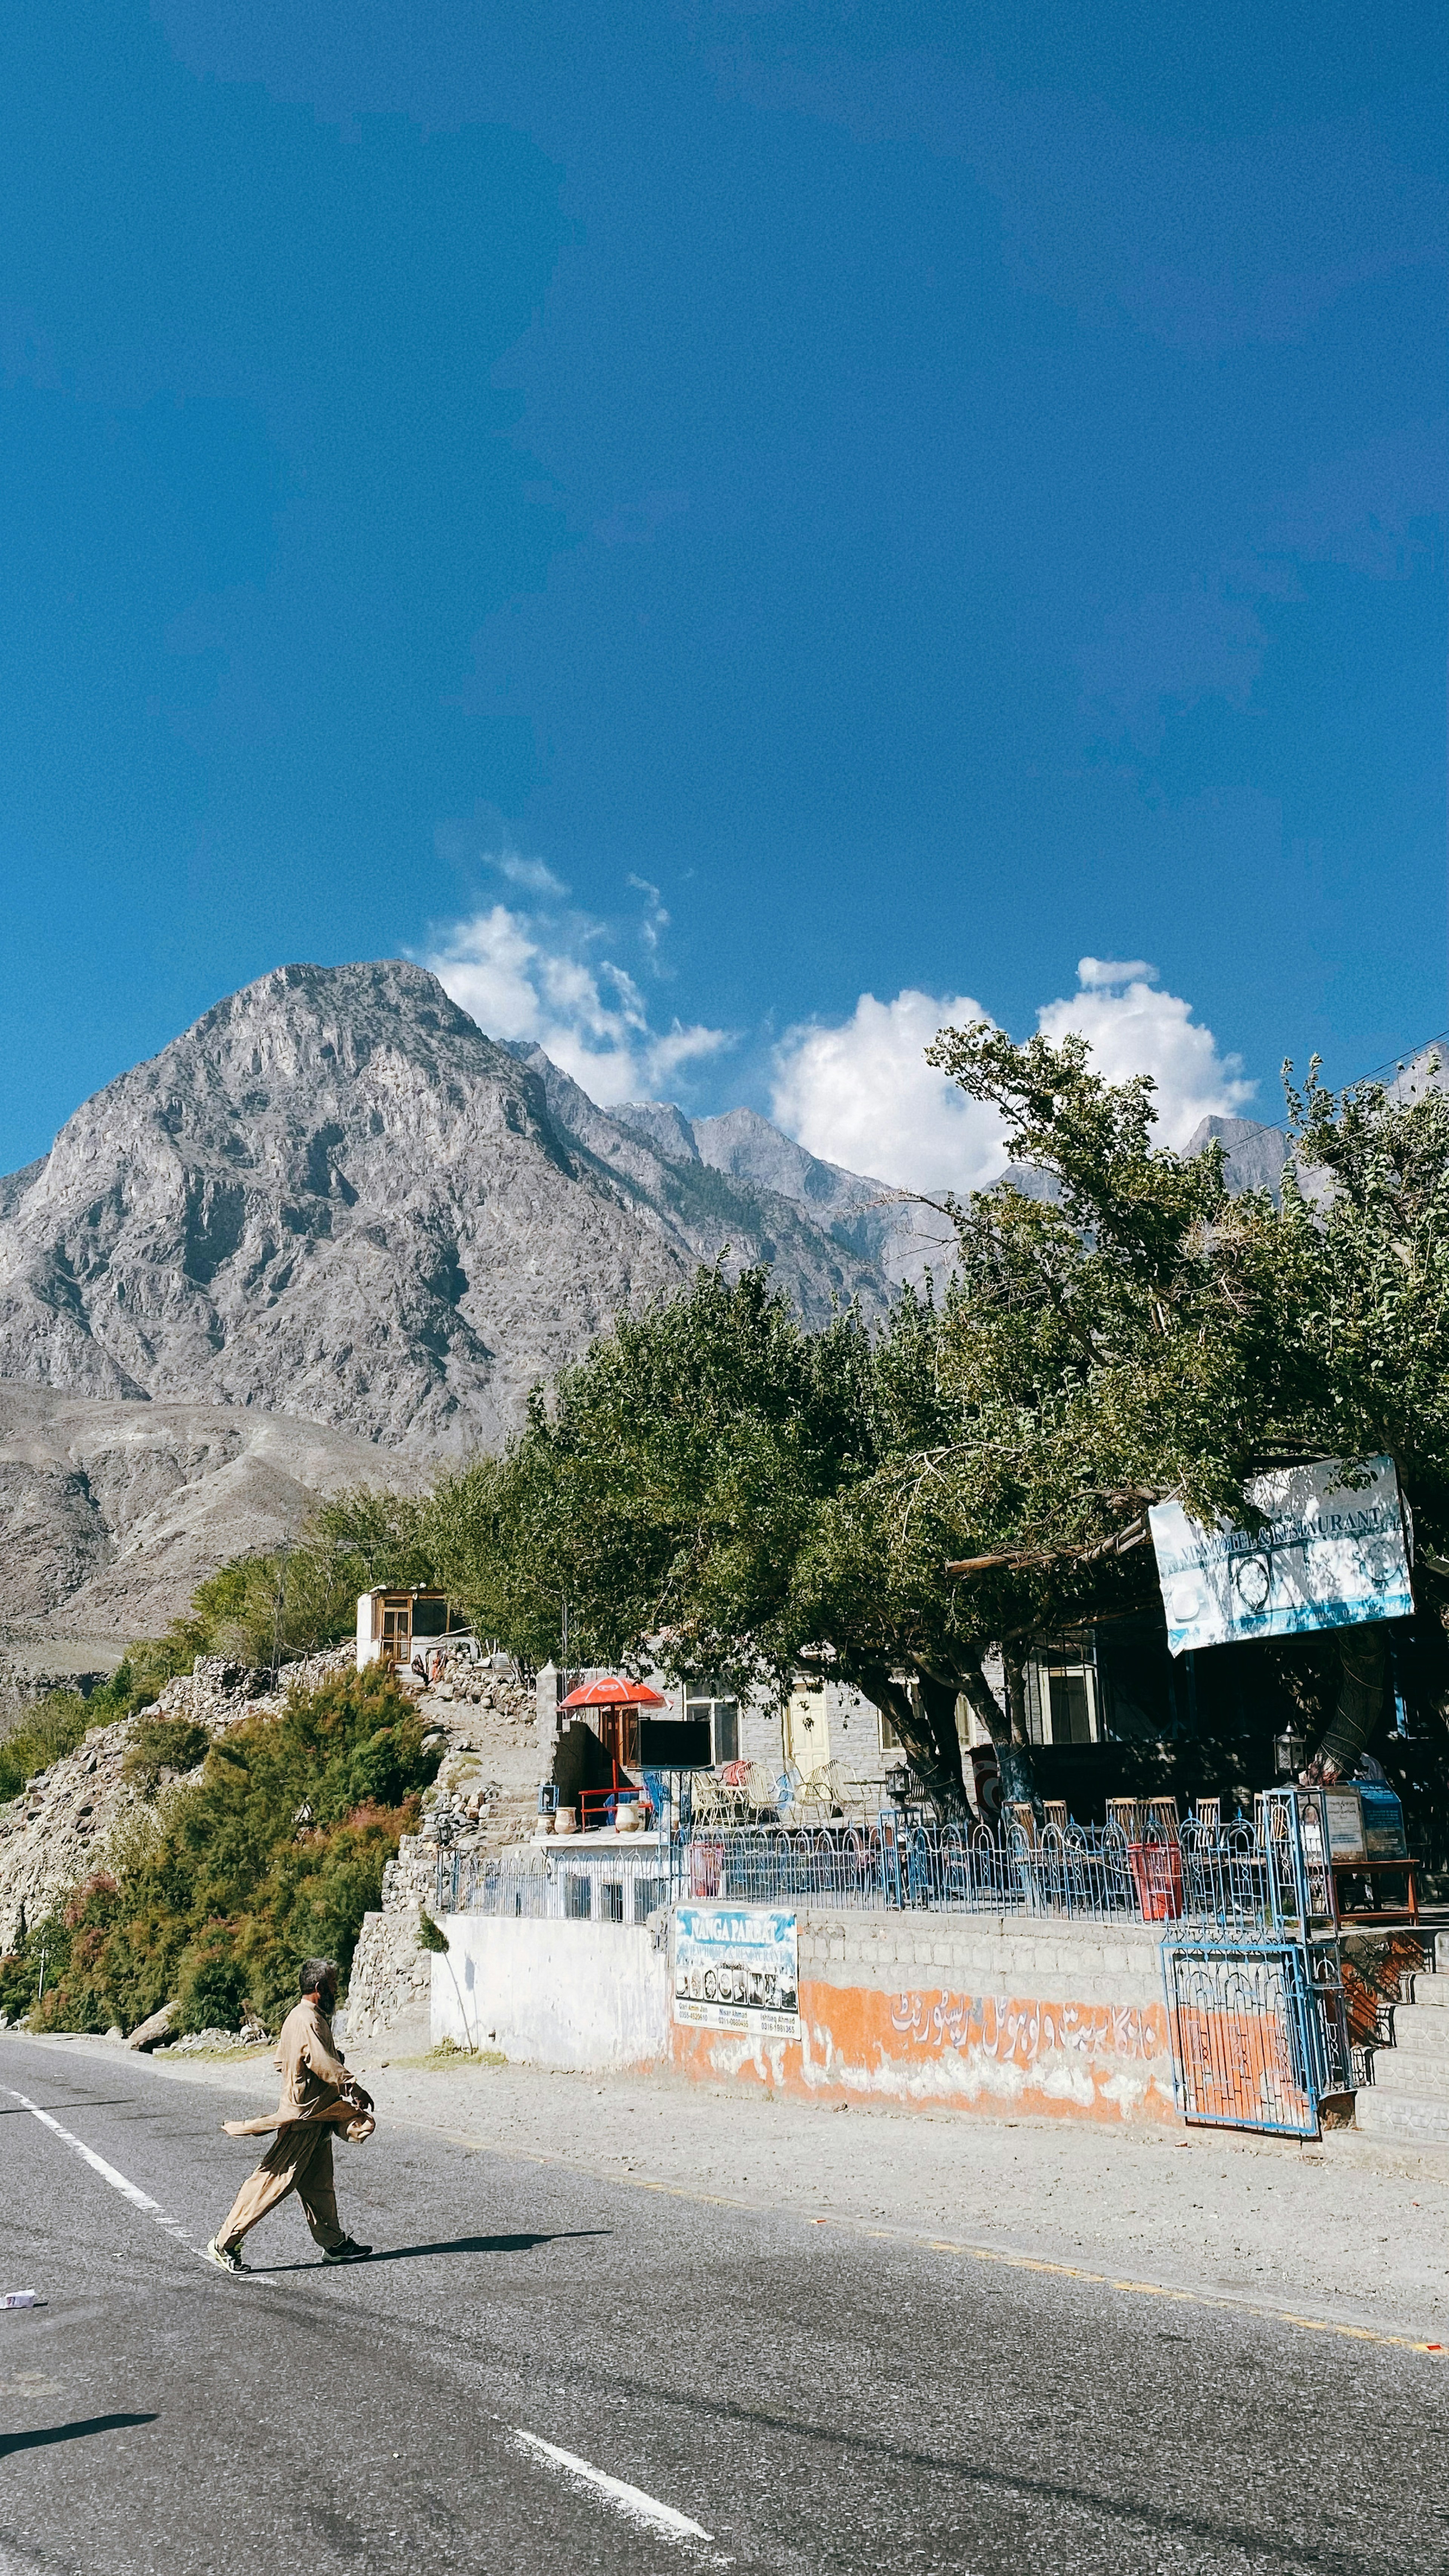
[599,1880,625,1924]
[1024,1646,1101,1746]
[685,1679,739,1765]
[633,1877,666,1923]
[564,1874,592,1920]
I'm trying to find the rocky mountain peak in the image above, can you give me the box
[0,960,894,1455]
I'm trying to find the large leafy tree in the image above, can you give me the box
[426,1036,1449,1811]
[920,1030,1449,1772]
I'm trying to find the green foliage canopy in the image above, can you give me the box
[426,1033,1449,1807]
[0,1668,440,2034]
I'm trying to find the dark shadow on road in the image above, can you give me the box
[0,2099,136,2116]
[262,2230,611,2272]
[0,2413,158,2458]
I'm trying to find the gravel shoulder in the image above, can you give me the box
[11,2026,1449,2348]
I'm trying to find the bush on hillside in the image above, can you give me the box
[177,1938,249,2035]
[123,1718,210,1791]
[0,1667,440,2034]
[0,1695,91,1802]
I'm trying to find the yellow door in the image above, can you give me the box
[784,1687,830,1774]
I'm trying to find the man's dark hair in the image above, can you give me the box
[300,1957,336,1998]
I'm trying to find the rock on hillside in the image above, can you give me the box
[0,961,892,1454]
[0,1382,430,1642]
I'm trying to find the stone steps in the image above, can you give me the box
[1356,1970,1449,2147]
[1381,2001,1449,2060]
[1354,2088,1449,2145]
[1368,2050,1449,2100]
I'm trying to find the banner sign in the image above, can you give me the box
[1149,1455,1412,1657]
[673,1905,800,2039]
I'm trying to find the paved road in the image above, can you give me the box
[1,2037,1443,2576]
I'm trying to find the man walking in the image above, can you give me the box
[206,1957,374,2274]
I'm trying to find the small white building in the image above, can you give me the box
[356,1588,469,1673]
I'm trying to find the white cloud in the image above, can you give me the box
[1077,954,1154,990]
[1036,959,1255,1149]
[494,850,567,898]
[772,963,1255,1191]
[771,990,1008,1193]
[421,849,1254,1183]
[421,881,732,1108]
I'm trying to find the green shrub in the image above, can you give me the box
[124,1718,211,1792]
[348,1724,414,1809]
[177,1939,248,2034]
[17,1666,439,2034]
[0,1695,91,1802]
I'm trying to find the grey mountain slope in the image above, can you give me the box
[503,1044,899,1306]
[0,961,892,1458]
[1181,1115,1291,1195]
[611,1099,957,1287]
[0,1382,428,1641]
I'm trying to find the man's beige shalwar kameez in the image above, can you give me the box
[218,1998,363,2255]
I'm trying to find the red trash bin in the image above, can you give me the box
[1128,1840,1184,1920]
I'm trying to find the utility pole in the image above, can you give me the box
[271,1542,290,1686]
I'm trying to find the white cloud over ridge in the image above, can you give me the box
[421,863,732,1105]
[1037,961,1254,1147]
[770,989,1008,1193]
[423,862,1255,1196]
[772,960,1254,1194]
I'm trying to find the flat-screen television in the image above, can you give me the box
[638,1718,713,1769]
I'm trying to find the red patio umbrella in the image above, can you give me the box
[559,1676,667,1710]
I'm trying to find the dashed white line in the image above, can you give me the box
[3,2083,272,2279]
[513,2429,714,2542]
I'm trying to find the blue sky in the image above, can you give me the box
[0,2,1443,1186]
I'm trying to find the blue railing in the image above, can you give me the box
[660,1795,1335,1932]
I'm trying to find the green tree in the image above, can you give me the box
[445,1035,1449,1812]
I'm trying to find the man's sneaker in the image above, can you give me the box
[321,2237,372,2264]
[204,2237,247,2275]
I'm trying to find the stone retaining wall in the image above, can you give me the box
[346,1910,432,2041]
[670,1910,1180,2126]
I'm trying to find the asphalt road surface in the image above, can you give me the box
[2,2036,1444,2576]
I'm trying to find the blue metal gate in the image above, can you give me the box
[1162,1938,1327,2140]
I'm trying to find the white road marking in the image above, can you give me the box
[2,2084,273,2280]
[513,2429,713,2542]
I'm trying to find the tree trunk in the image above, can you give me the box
[1308,1624,1389,1778]
[852,1668,968,1816]
[1002,1643,1029,1744]
[957,1642,1040,1812]
[916,1671,969,1814]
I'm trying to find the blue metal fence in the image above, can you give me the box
[661,1801,1326,1932]
[436,1784,1351,2136]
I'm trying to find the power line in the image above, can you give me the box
[1189,1022,1449,1155]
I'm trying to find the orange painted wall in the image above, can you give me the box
[671,1975,1181,2126]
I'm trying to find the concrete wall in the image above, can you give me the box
[669,1909,1179,2126]
[433,1914,671,2072]
[432,1902,1179,2121]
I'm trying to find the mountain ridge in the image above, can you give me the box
[0,960,896,1456]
